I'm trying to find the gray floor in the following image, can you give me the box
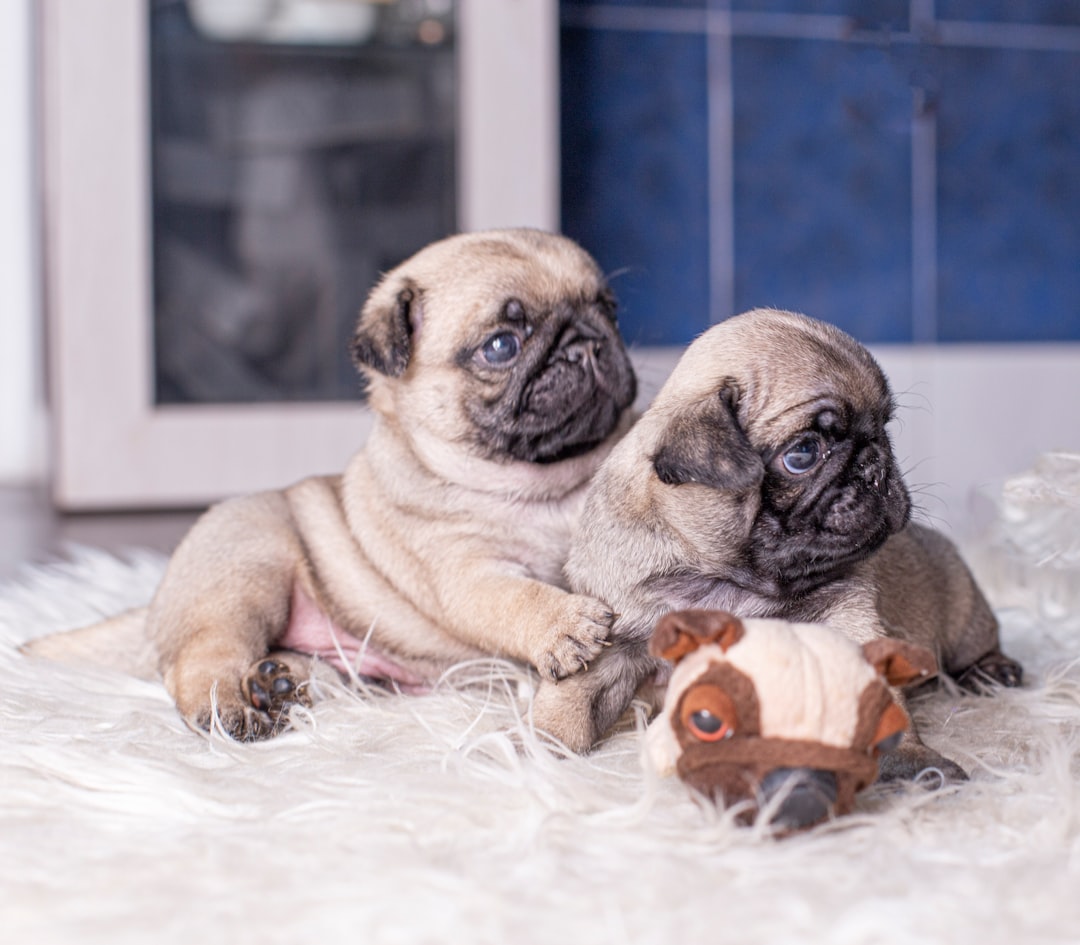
[0,485,202,582]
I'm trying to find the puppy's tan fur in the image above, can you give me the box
[26,229,638,741]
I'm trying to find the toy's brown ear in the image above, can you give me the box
[871,702,911,755]
[351,279,419,378]
[862,639,938,688]
[649,609,746,663]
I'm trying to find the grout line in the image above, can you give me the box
[560,6,706,34]
[705,9,735,325]
[910,0,935,33]
[936,19,1080,52]
[910,0,937,345]
[561,5,1080,52]
[911,91,938,344]
[727,11,890,43]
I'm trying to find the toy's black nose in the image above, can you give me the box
[760,768,838,831]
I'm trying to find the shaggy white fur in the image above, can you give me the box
[4,455,1080,945]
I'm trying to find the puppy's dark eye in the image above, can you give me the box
[688,709,733,742]
[782,436,822,474]
[597,289,618,323]
[481,332,521,365]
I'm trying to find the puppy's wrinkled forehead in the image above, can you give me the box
[657,309,891,423]
[412,231,605,316]
[732,312,895,442]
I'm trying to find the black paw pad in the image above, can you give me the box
[985,655,1024,688]
[242,657,310,722]
[959,651,1024,692]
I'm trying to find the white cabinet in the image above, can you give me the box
[43,0,558,509]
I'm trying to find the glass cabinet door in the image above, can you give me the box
[45,0,557,508]
[151,0,457,405]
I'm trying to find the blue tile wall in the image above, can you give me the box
[561,24,711,346]
[562,0,705,8]
[559,1,1080,346]
[731,0,909,31]
[937,45,1080,342]
[732,36,913,342]
[936,1,1080,27]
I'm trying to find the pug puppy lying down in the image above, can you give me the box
[533,308,1022,781]
[26,229,638,741]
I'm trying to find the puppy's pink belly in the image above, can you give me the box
[279,583,429,693]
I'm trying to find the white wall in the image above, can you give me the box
[0,0,44,484]
[632,343,1080,539]
[871,345,1080,537]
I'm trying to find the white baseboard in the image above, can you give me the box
[872,343,1080,536]
[631,343,1080,536]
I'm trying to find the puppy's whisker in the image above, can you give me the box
[905,480,949,512]
[602,265,638,285]
[892,384,935,416]
[900,455,934,479]
[908,504,950,532]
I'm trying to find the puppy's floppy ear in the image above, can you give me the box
[351,279,420,378]
[651,388,764,491]
[649,609,745,662]
[862,639,938,688]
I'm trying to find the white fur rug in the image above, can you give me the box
[4,454,1080,945]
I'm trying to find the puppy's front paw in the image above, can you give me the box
[241,654,313,730]
[180,653,314,741]
[877,743,968,786]
[958,649,1023,691]
[192,699,276,742]
[535,596,615,681]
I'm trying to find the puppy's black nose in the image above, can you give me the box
[856,443,889,494]
[555,322,604,364]
[760,768,838,831]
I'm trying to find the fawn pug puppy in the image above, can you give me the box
[533,308,1021,780]
[26,229,638,740]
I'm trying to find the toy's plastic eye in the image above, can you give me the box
[688,708,733,742]
[680,684,738,744]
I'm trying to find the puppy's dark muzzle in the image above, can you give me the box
[856,443,890,495]
[760,767,838,831]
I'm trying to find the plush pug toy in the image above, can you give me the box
[645,610,938,831]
